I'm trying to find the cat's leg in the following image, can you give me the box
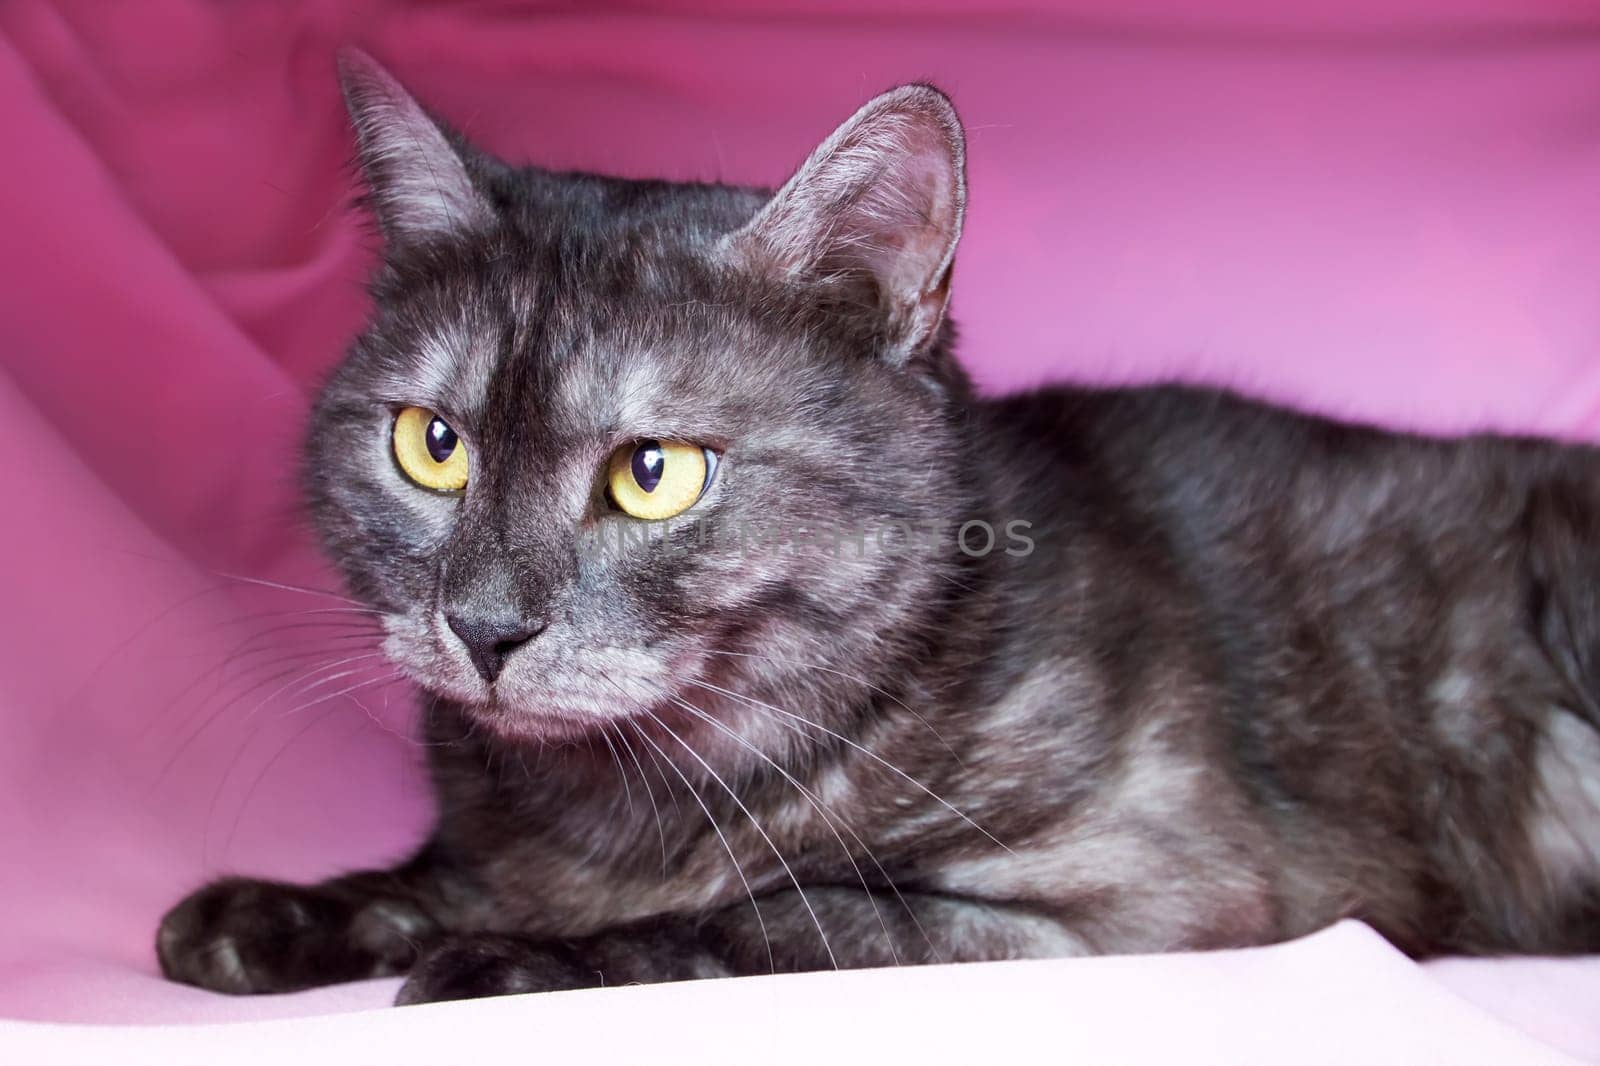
[394,887,1085,1004]
[157,849,459,994]
[393,921,727,1005]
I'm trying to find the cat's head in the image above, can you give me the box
[306,50,977,745]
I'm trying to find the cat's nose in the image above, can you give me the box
[445,614,544,683]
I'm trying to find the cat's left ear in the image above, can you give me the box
[724,85,966,364]
[337,48,493,247]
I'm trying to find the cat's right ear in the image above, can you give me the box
[337,48,493,247]
[722,85,967,365]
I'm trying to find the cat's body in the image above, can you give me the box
[158,52,1600,1002]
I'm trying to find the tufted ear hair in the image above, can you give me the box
[723,85,967,364]
[337,48,493,248]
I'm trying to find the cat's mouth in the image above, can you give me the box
[467,691,653,743]
[379,610,704,741]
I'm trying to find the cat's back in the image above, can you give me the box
[975,381,1598,586]
[971,381,1600,730]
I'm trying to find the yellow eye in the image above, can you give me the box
[392,406,469,493]
[607,439,714,520]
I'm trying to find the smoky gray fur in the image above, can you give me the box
[156,50,1600,1003]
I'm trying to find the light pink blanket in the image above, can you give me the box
[2,1,1599,1060]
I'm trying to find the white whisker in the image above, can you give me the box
[702,647,965,767]
[665,690,912,965]
[619,716,775,975]
[638,704,839,971]
[687,676,1010,854]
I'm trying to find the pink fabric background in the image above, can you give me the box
[3,0,1600,1059]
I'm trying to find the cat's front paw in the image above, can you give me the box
[395,934,596,1005]
[394,924,730,1004]
[157,877,431,994]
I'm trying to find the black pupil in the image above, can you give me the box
[631,441,665,493]
[425,418,457,464]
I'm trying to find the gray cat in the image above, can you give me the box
[158,49,1600,1004]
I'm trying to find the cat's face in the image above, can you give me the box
[306,52,971,743]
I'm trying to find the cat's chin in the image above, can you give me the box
[451,693,649,744]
